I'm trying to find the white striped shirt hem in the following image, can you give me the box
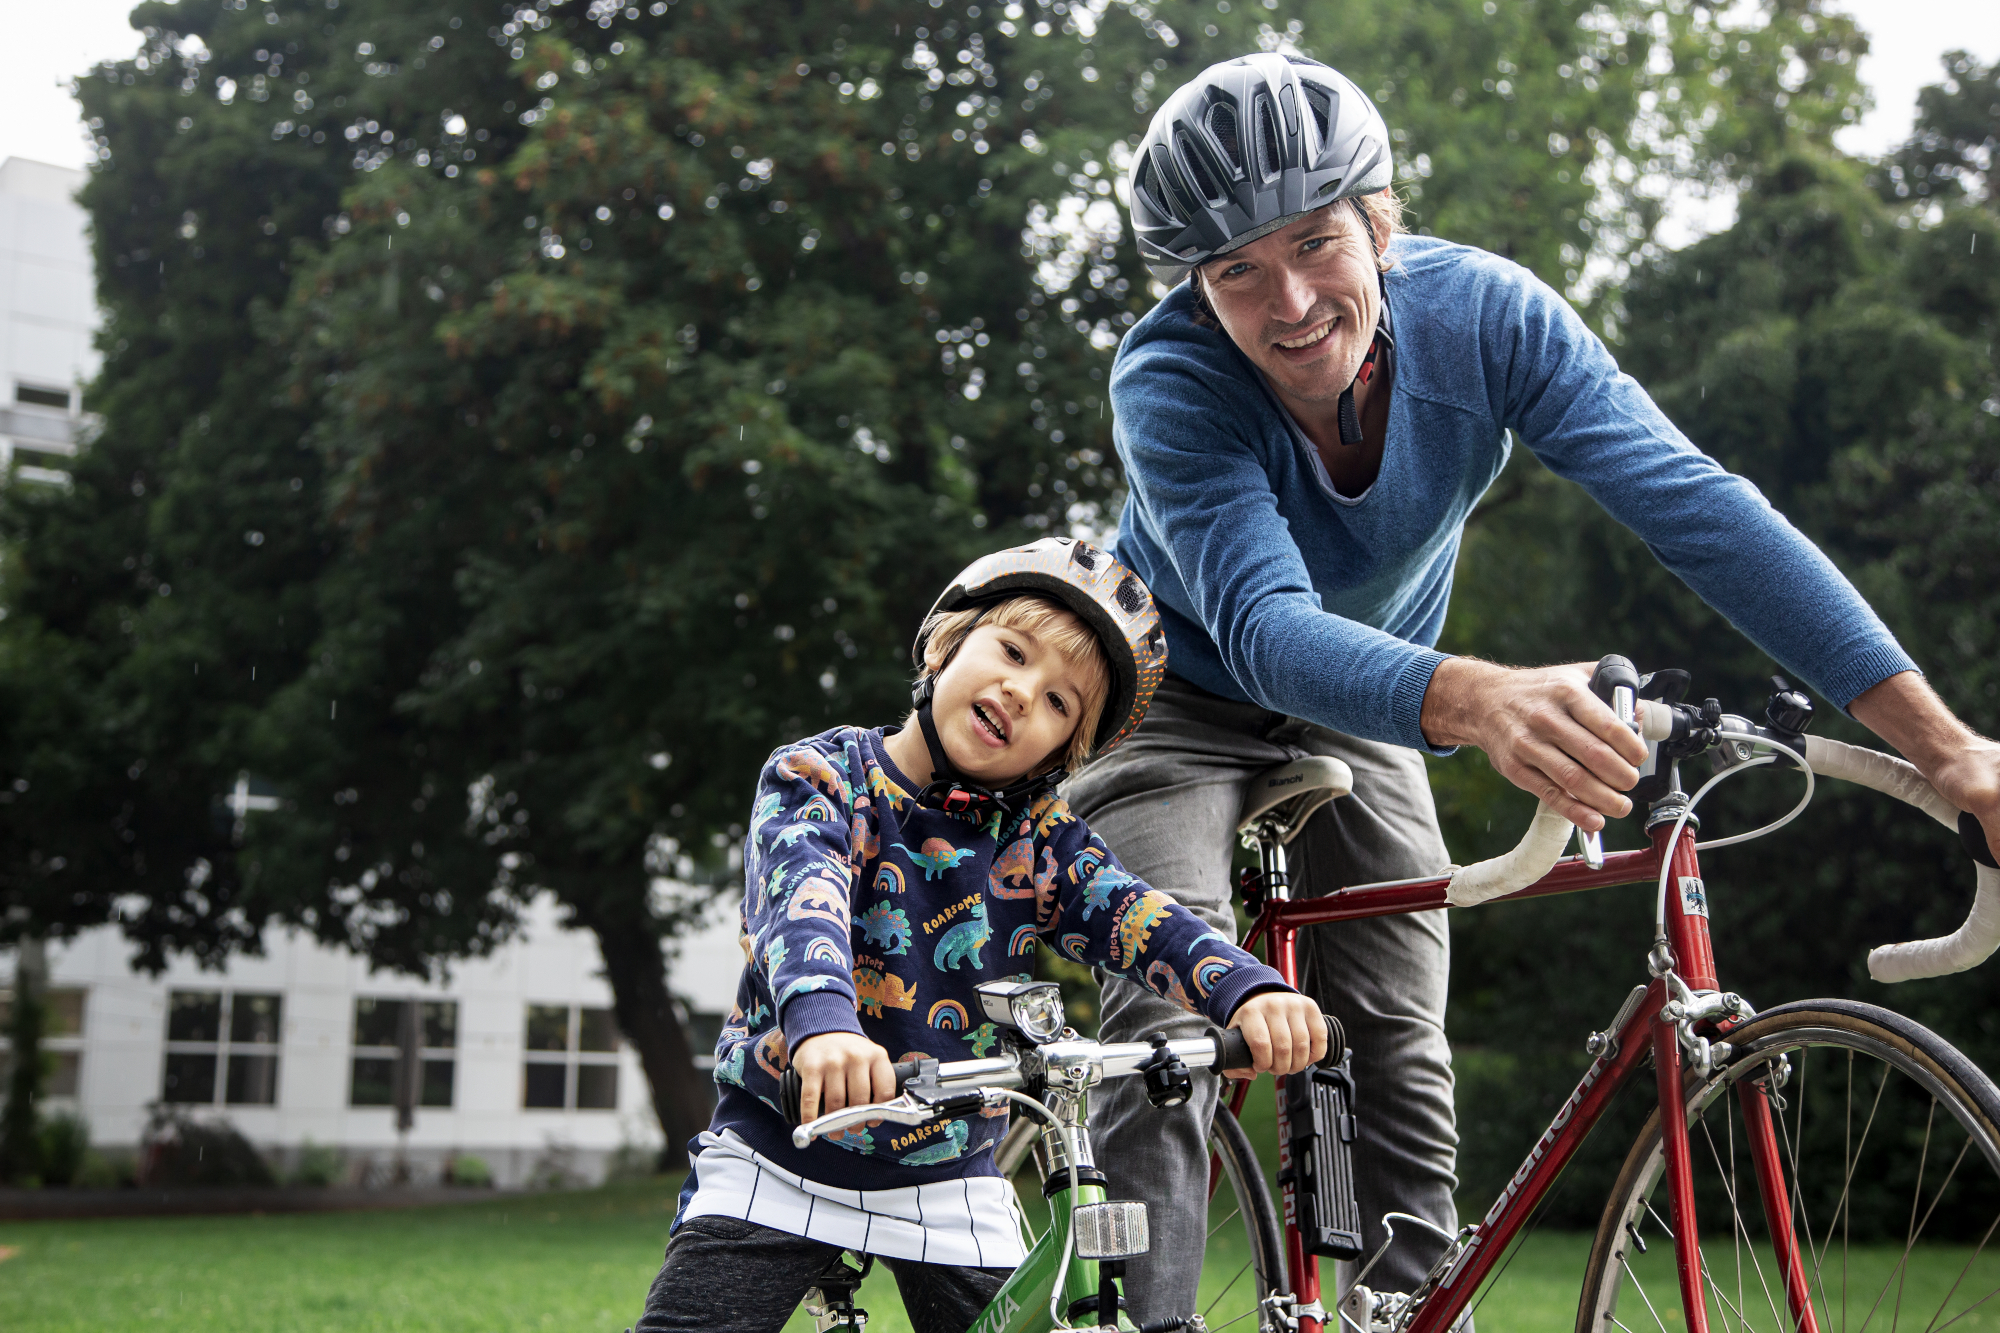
[680,1129,1029,1268]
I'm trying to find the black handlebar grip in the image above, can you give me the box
[781,1059,930,1127]
[1319,1014,1348,1070]
[1963,811,1998,871]
[1589,654,1640,707]
[1207,1026,1253,1073]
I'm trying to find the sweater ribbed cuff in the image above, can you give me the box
[779,991,865,1052]
[1203,964,1292,1027]
[1819,643,1921,713]
[1393,649,1456,756]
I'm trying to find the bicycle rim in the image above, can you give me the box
[1578,999,2000,1333]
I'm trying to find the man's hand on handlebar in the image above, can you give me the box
[1222,991,1329,1080]
[790,1031,897,1124]
[1420,658,1649,833]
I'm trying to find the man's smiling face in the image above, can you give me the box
[1196,204,1382,413]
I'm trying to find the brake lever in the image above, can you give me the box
[791,1093,937,1149]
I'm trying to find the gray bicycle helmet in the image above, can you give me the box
[1128,53,1393,286]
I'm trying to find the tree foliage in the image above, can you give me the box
[0,0,1915,1162]
[1440,124,2000,1218]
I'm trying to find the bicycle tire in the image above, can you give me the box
[993,1100,1289,1331]
[1577,999,2000,1333]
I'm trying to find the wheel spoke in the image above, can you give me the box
[1581,1013,2000,1333]
[1699,1103,1786,1333]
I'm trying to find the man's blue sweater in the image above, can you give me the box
[1109,234,1916,751]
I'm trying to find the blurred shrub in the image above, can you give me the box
[139,1106,275,1187]
[290,1140,346,1187]
[446,1154,493,1188]
[37,1112,90,1187]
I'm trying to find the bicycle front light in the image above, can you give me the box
[975,980,1066,1044]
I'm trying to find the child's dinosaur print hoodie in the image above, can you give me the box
[708,725,1288,1191]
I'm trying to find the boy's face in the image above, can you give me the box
[930,618,1094,786]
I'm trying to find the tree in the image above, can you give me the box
[2,0,1879,1164]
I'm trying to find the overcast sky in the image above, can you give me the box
[1,1,1992,212]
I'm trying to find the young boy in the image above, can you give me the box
[634,537,1326,1333]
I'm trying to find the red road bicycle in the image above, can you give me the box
[1157,656,2000,1333]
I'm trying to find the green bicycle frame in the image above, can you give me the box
[962,1174,1129,1333]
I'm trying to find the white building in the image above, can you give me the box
[0,157,97,484]
[0,893,742,1188]
[0,154,749,1186]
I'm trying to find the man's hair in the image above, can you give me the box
[918,594,1110,773]
[1188,189,1404,330]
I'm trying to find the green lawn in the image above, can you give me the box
[3,1181,1996,1332]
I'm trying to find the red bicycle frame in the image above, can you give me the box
[1231,820,1818,1333]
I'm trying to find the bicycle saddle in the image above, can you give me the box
[1237,757,1354,843]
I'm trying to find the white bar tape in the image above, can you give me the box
[1446,801,1573,908]
[1869,864,2000,984]
[1803,735,1959,830]
[1801,735,1998,982]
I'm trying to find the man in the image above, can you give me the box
[1063,52,2000,1326]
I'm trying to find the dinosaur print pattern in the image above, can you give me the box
[898,1119,970,1166]
[715,724,1283,1186]
[988,836,1037,898]
[932,899,991,970]
[777,747,851,805]
[1111,890,1177,970]
[778,975,837,1005]
[852,967,918,1018]
[1145,959,1196,1012]
[787,875,850,930]
[897,837,978,880]
[858,903,913,955]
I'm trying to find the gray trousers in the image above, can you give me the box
[1063,675,1462,1324]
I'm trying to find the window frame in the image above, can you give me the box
[347,997,459,1109]
[161,989,283,1107]
[521,1003,621,1112]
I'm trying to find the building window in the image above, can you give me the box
[522,1004,620,1110]
[162,990,282,1105]
[0,986,87,1097]
[348,998,457,1108]
[14,382,71,411]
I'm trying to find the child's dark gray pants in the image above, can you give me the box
[1063,674,1462,1326]
[633,1215,1013,1333]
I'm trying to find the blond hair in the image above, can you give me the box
[918,595,1110,774]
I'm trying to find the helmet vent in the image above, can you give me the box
[1205,103,1242,176]
[1115,574,1147,616]
[1071,543,1100,571]
[1302,83,1335,147]
[1149,143,1201,221]
[1255,96,1283,179]
[1175,130,1225,205]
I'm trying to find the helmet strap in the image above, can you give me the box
[1336,196,1395,447]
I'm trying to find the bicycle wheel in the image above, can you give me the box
[1578,999,2000,1333]
[994,1101,1289,1331]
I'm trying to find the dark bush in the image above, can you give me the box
[139,1106,274,1187]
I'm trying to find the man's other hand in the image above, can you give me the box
[1420,658,1649,832]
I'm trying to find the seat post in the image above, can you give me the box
[1257,819,1292,902]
